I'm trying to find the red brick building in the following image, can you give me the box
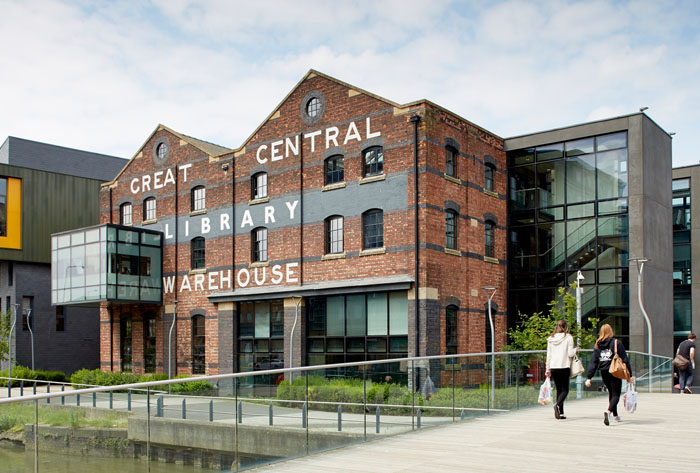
[96,70,507,380]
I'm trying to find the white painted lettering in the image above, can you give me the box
[130,178,139,194]
[180,275,192,292]
[271,265,283,284]
[179,163,192,182]
[344,121,361,144]
[237,268,250,287]
[326,126,339,149]
[220,270,232,290]
[271,140,283,161]
[286,262,299,283]
[164,168,175,187]
[254,267,266,285]
[220,213,230,231]
[241,210,254,228]
[366,117,381,139]
[256,144,269,164]
[304,130,322,152]
[286,200,299,220]
[265,206,276,224]
[153,171,164,189]
[165,223,173,239]
[201,217,211,234]
[194,274,205,291]
[285,136,299,157]
[163,276,175,294]
[208,271,218,290]
[142,175,152,192]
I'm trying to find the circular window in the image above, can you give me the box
[152,138,170,164]
[306,97,321,118]
[157,143,167,160]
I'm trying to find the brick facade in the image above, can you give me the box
[98,71,507,377]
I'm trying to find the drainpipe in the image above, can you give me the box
[299,132,304,285]
[171,165,179,378]
[8,304,17,387]
[109,307,113,371]
[289,295,302,382]
[410,115,421,359]
[169,300,178,379]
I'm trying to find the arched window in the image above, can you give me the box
[325,215,344,254]
[144,197,156,221]
[446,305,458,355]
[363,146,384,177]
[446,210,458,250]
[143,314,157,373]
[362,209,383,249]
[191,186,206,211]
[120,202,132,225]
[485,220,495,258]
[252,227,268,262]
[120,315,132,372]
[191,237,205,269]
[325,155,344,185]
[192,315,205,374]
[252,172,268,199]
[446,146,458,178]
[484,163,495,192]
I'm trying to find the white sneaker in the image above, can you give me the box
[614,415,622,423]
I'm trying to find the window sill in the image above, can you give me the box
[444,248,461,256]
[322,252,346,261]
[483,189,499,198]
[359,174,386,185]
[189,268,207,275]
[249,261,270,268]
[484,256,499,264]
[322,182,346,192]
[142,219,157,225]
[359,247,386,257]
[443,174,461,185]
[249,196,270,205]
[190,209,207,217]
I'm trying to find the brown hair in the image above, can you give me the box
[690,333,696,340]
[551,319,568,338]
[595,323,614,349]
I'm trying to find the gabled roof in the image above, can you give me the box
[0,136,126,181]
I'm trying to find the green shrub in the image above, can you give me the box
[0,366,67,387]
[168,375,213,394]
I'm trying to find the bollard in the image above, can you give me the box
[209,400,214,422]
[61,385,65,405]
[182,399,186,420]
[20,380,24,397]
[417,408,422,429]
[237,401,243,423]
[302,402,307,429]
[127,391,131,411]
[156,396,163,417]
[77,393,81,407]
[337,405,342,431]
[92,392,97,408]
[33,381,37,395]
[376,406,380,434]
[269,402,273,426]
[46,384,50,404]
[109,392,113,410]
[460,409,465,421]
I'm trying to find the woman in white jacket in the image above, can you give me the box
[545,320,576,419]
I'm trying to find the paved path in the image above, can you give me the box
[251,393,700,472]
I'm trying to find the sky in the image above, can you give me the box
[1,0,699,167]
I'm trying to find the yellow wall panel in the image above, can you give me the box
[0,178,21,249]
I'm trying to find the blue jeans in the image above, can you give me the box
[680,364,694,390]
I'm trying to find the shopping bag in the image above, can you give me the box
[623,383,637,414]
[569,355,584,378]
[538,378,553,405]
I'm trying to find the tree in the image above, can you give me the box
[504,284,599,352]
[0,309,12,362]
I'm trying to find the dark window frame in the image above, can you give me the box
[252,227,268,262]
[363,146,384,177]
[485,220,496,258]
[362,209,384,249]
[484,163,495,192]
[325,155,344,185]
[144,315,157,373]
[191,186,206,212]
[252,172,268,199]
[192,315,206,375]
[144,197,156,221]
[445,146,458,178]
[191,237,206,269]
[120,202,132,225]
[120,315,132,372]
[446,305,458,355]
[325,215,344,254]
[446,210,458,250]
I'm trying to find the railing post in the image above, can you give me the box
[182,398,186,420]
[375,406,380,434]
[146,387,151,471]
[20,380,24,397]
[460,409,465,421]
[127,391,131,411]
[109,391,114,409]
[156,396,163,417]
[46,384,50,404]
[269,402,273,426]
[76,393,80,407]
[61,384,64,405]
[237,401,243,423]
[337,404,342,431]
[33,381,37,395]
[417,408,422,429]
[209,400,214,422]
[92,392,96,408]
[302,402,307,429]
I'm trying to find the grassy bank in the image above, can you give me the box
[0,404,127,434]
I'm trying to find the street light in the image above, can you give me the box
[289,295,302,382]
[7,304,17,397]
[629,258,652,392]
[25,307,34,371]
[482,286,497,403]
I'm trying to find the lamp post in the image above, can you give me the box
[168,300,178,380]
[575,271,584,399]
[482,286,497,403]
[25,308,34,371]
[289,295,302,383]
[8,304,17,396]
[629,258,652,392]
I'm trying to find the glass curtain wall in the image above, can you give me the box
[508,132,629,343]
[237,300,285,385]
[672,178,692,349]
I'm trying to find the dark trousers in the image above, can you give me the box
[600,369,622,416]
[550,368,570,414]
[680,364,694,390]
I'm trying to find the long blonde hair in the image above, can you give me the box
[595,323,614,349]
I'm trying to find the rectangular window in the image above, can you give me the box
[484,164,494,192]
[346,294,366,336]
[56,306,65,332]
[191,238,205,269]
[445,147,457,178]
[326,216,344,254]
[326,296,345,336]
[363,147,384,177]
[144,198,156,221]
[120,203,132,225]
[252,173,268,199]
[5,296,10,315]
[253,228,268,262]
[363,211,383,249]
[367,293,388,335]
[192,187,206,211]
[8,261,12,286]
[325,156,344,185]
[237,300,284,379]
[446,211,457,250]
[144,317,156,372]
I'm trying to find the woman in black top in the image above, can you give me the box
[585,323,634,425]
[677,333,696,394]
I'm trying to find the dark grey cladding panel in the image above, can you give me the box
[139,172,408,243]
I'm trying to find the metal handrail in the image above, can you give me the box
[0,349,670,405]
